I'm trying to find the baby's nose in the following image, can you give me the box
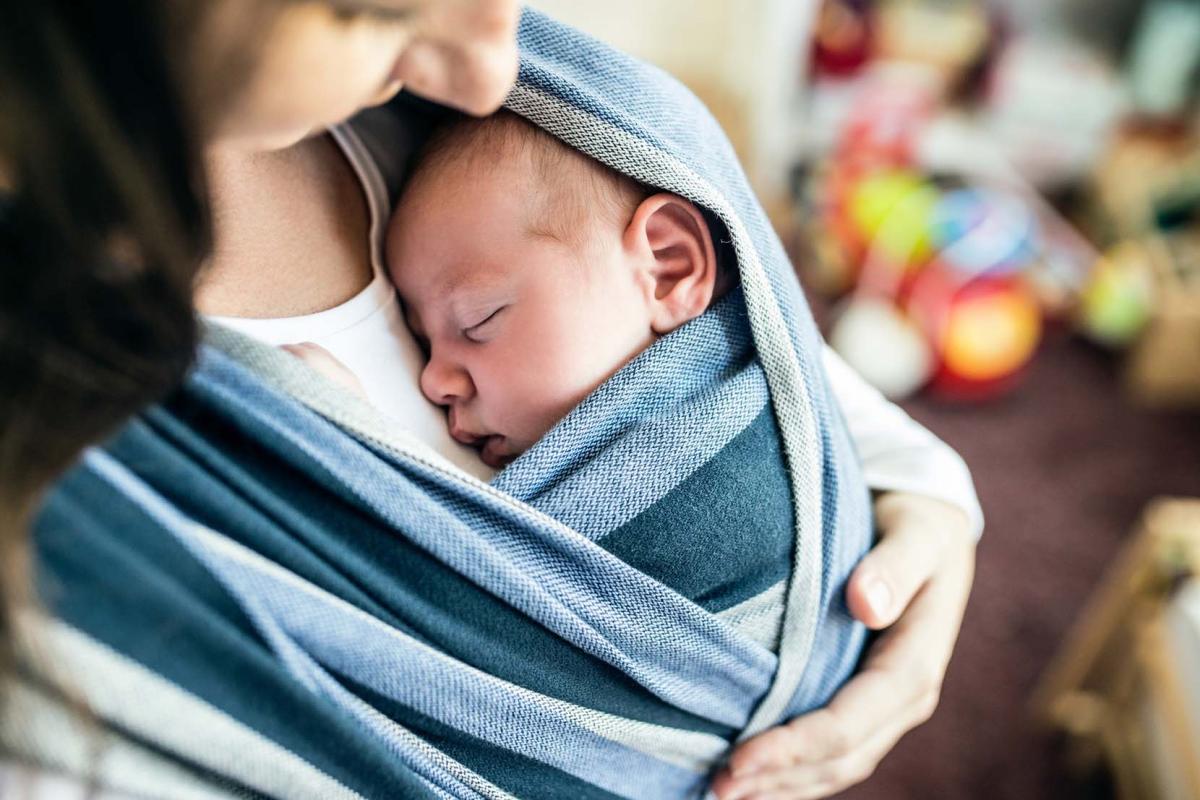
[420,355,475,406]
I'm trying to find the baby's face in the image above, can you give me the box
[387,156,657,469]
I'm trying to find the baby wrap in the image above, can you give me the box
[17,9,872,800]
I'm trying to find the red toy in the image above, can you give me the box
[907,262,1042,399]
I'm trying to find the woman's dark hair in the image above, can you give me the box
[0,0,216,664]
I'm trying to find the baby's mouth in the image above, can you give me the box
[478,436,514,469]
[448,409,483,445]
[448,411,513,469]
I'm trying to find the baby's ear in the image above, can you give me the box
[626,193,719,335]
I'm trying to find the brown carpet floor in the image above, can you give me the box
[822,324,1200,800]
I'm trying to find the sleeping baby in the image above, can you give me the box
[290,107,870,708]
[302,109,735,471]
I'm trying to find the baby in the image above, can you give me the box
[312,110,734,470]
[289,109,868,690]
[392,112,738,468]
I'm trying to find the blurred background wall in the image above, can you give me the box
[530,0,1167,221]
[530,0,816,223]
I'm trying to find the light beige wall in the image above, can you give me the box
[526,0,819,223]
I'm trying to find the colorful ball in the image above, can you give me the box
[940,282,1042,382]
[908,262,1043,399]
[1079,241,1156,347]
[844,170,940,271]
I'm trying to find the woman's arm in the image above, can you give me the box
[712,347,981,800]
[821,344,984,537]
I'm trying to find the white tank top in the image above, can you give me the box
[207,123,497,482]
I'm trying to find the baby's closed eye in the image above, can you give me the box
[463,306,507,342]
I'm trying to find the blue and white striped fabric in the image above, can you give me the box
[23,9,872,800]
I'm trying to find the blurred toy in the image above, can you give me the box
[808,167,935,295]
[909,264,1042,399]
[828,297,934,398]
[930,190,1043,396]
[916,190,1044,398]
[824,169,941,399]
[844,169,939,276]
[1073,226,1200,408]
[933,187,1037,278]
[1091,123,1200,237]
[1079,240,1157,347]
[1083,125,1200,352]
[1124,232,1200,408]
[801,57,1063,401]
[835,64,939,168]
[802,73,939,294]
[829,258,1042,401]
[812,0,873,77]
[794,1,1118,402]
[872,0,990,91]
[824,175,1046,400]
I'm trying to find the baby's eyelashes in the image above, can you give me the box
[462,306,507,343]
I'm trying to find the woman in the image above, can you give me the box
[0,1,977,798]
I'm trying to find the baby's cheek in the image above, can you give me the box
[499,350,588,440]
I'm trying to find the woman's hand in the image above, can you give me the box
[281,342,369,399]
[710,492,977,800]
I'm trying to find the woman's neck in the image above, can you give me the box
[196,133,374,318]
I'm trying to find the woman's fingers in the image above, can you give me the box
[280,342,368,398]
[723,661,919,773]
[847,493,971,629]
[713,584,960,800]
[713,707,915,800]
[718,619,937,789]
[711,493,977,800]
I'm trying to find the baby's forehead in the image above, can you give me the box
[407,112,638,216]
[391,149,548,239]
[392,230,521,303]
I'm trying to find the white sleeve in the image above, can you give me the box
[823,344,985,539]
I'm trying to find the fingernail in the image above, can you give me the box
[865,578,892,617]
